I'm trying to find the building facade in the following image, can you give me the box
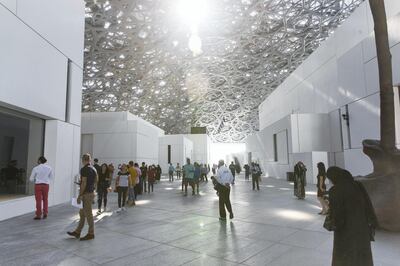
[246,0,400,182]
[0,0,84,220]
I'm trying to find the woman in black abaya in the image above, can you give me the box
[325,167,378,266]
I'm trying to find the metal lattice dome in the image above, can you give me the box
[83,0,363,142]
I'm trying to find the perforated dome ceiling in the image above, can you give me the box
[83,0,363,142]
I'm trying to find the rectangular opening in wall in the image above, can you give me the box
[168,145,171,164]
[273,134,278,162]
[0,107,44,202]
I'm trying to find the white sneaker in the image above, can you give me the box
[115,208,122,213]
[122,207,126,211]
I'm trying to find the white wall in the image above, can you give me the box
[17,0,85,67]
[185,134,211,165]
[0,120,81,221]
[0,1,84,220]
[253,0,400,177]
[158,135,193,173]
[246,113,330,181]
[81,112,164,168]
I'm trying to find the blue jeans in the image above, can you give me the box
[128,187,135,203]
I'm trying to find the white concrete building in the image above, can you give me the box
[81,112,164,168]
[184,134,212,166]
[246,0,400,183]
[0,0,84,220]
[158,135,193,172]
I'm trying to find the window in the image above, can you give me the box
[0,108,44,201]
[168,145,171,164]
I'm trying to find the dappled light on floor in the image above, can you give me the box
[275,209,314,221]
[1,176,398,266]
[95,211,114,222]
[135,199,151,205]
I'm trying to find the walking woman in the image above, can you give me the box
[293,161,307,199]
[115,164,130,213]
[97,163,111,214]
[147,165,156,193]
[324,167,377,266]
[316,162,329,215]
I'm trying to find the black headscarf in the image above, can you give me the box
[326,166,354,185]
[317,162,326,176]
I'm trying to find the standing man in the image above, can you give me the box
[67,154,97,241]
[30,156,53,220]
[140,162,148,193]
[168,163,175,182]
[183,158,195,196]
[251,162,260,191]
[128,161,138,206]
[156,165,162,182]
[229,161,236,185]
[216,160,234,221]
[176,163,181,180]
[244,164,250,180]
[133,163,141,200]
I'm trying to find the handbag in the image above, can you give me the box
[323,210,335,231]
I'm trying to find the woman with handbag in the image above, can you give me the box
[324,167,377,266]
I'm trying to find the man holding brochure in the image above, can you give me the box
[67,153,97,241]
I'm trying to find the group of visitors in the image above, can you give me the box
[93,159,160,214]
[28,152,378,265]
[168,162,210,183]
[180,159,206,196]
[65,154,161,241]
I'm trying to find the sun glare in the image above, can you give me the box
[176,0,208,26]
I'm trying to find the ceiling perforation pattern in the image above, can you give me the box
[83,0,363,142]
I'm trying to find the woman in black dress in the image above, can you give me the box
[316,162,328,215]
[325,167,377,266]
[97,163,111,214]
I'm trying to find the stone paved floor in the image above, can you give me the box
[1,175,399,266]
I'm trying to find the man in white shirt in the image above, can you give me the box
[29,156,53,220]
[215,160,234,221]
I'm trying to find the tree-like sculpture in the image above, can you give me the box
[361,0,400,231]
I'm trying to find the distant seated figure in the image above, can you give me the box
[4,160,18,181]
[1,160,19,192]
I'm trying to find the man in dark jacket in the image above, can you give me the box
[140,162,148,193]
